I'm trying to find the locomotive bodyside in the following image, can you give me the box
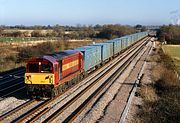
[59,50,83,84]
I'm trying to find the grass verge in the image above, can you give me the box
[137,44,180,123]
[0,39,102,72]
[162,45,180,74]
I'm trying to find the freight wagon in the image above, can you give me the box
[74,46,101,73]
[106,39,122,56]
[92,42,113,63]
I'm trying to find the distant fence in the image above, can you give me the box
[0,37,58,43]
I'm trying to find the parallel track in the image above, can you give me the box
[0,67,25,98]
[0,67,25,78]
[0,99,38,122]
[119,40,152,123]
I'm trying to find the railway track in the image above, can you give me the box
[0,68,25,81]
[119,40,153,123]
[0,67,25,82]
[0,37,150,123]
[0,99,44,122]
[0,67,25,98]
[0,67,25,78]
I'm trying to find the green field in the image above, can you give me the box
[0,37,57,42]
[163,45,180,73]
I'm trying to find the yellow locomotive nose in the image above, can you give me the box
[25,73,54,85]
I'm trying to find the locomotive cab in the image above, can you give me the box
[25,59,54,85]
[25,56,59,97]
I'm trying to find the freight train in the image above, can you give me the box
[25,32,148,98]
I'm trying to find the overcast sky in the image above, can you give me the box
[0,0,180,26]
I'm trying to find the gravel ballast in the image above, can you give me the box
[0,97,28,116]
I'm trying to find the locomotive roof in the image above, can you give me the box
[47,50,80,60]
[27,50,80,64]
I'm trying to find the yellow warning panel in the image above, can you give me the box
[25,73,54,85]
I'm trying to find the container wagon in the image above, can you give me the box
[106,39,122,56]
[92,42,113,63]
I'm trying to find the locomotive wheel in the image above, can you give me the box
[68,81,72,87]
[27,91,33,99]
[58,85,63,93]
[73,78,77,84]
[80,73,84,80]
[51,91,55,98]
[55,88,58,96]
[77,75,80,82]
[51,88,58,97]
[61,84,66,92]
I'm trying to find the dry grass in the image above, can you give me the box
[145,55,160,62]
[140,85,158,103]
[0,45,20,72]
[145,47,161,62]
[0,39,103,72]
[137,45,180,123]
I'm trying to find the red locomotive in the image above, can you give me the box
[25,50,83,98]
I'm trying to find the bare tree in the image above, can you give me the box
[0,28,4,36]
[31,30,44,37]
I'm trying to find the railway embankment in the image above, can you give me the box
[126,42,180,123]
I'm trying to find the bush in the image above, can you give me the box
[31,30,44,37]
[17,47,34,62]
[5,55,17,62]
[17,41,60,62]
[37,42,55,54]
[96,25,136,39]
[158,25,180,44]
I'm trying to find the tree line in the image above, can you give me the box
[0,24,145,40]
[157,25,180,44]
